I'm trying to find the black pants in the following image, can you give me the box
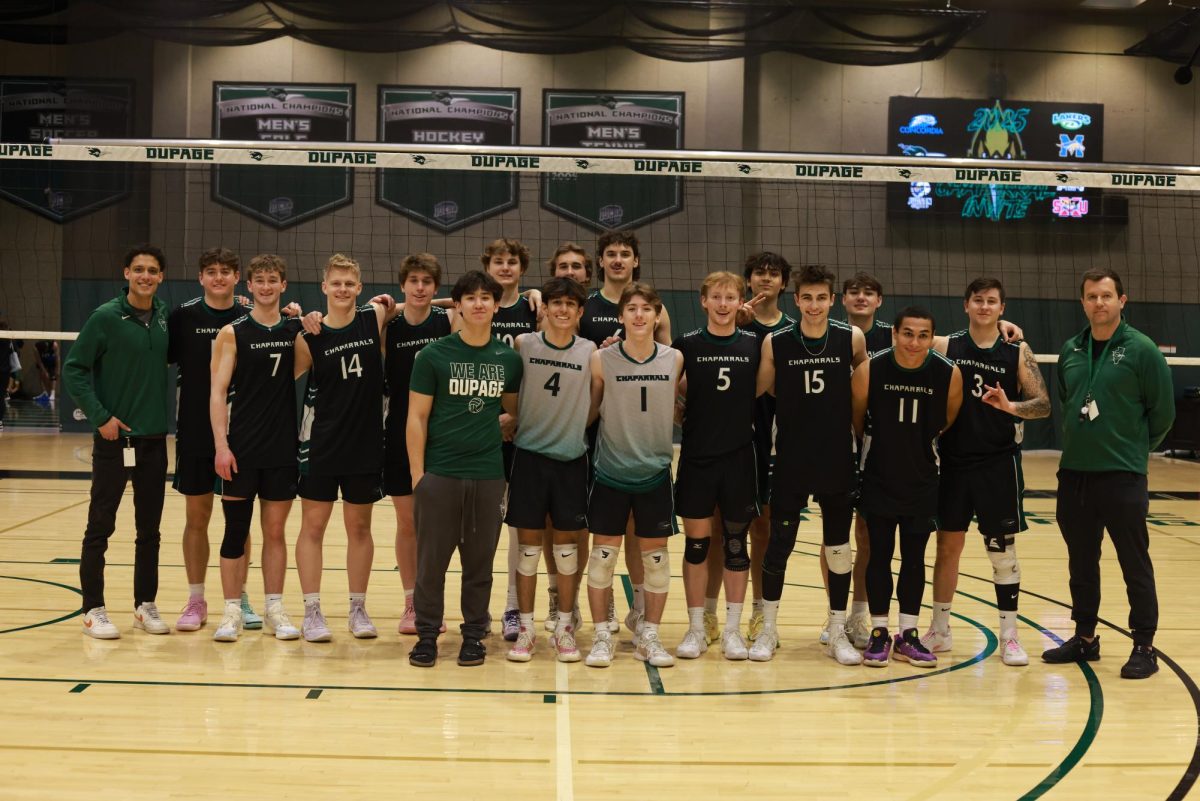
[79,435,167,611]
[761,492,854,604]
[1056,469,1158,646]
[413,473,507,641]
[864,514,932,618]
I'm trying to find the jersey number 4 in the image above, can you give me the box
[544,372,561,397]
[340,353,363,379]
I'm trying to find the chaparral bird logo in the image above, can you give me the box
[87,148,102,158]
[1112,346,1126,365]
[431,91,453,105]
[411,154,427,165]
[597,95,620,110]
[266,87,290,101]
[575,159,589,169]
[898,168,912,179]
[738,163,752,174]
[1056,172,1070,183]
[249,151,264,161]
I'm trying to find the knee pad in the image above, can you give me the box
[553,543,579,576]
[763,517,799,574]
[988,543,1021,585]
[684,536,711,565]
[219,498,254,559]
[825,541,852,575]
[723,521,750,572]
[587,544,620,589]
[642,547,671,593]
[516,544,542,577]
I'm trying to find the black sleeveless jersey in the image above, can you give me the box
[491,297,537,347]
[674,327,760,458]
[580,290,623,346]
[384,306,451,447]
[743,313,794,464]
[939,330,1022,468]
[860,349,954,517]
[772,320,856,493]
[299,305,384,476]
[863,319,894,357]
[228,316,302,468]
[168,297,248,455]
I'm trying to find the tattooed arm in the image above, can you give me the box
[979,341,1051,419]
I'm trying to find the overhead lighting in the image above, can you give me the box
[1080,0,1149,8]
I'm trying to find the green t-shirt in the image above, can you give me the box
[410,332,524,480]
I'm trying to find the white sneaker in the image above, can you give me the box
[676,628,708,659]
[635,632,675,667]
[819,613,832,645]
[846,614,871,650]
[263,603,300,640]
[606,596,619,633]
[826,627,863,665]
[507,628,535,662]
[133,602,170,635]
[544,588,560,631]
[1001,635,1029,666]
[722,630,749,661]
[921,627,953,653]
[749,628,778,662]
[213,602,241,643]
[586,632,614,668]
[82,606,120,639]
[624,608,644,642]
[348,602,378,639]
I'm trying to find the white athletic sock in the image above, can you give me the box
[348,592,366,606]
[633,584,645,613]
[763,599,780,631]
[641,621,660,641]
[829,609,847,627]
[725,602,744,632]
[752,598,763,613]
[224,598,240,607]
[519,612,535,631]
[932,602,952,632]
[898,613,919,633]
[687,606,705,633]
[506,528,519,609]
[871,614,888,630]
[704,597,718,615]
[999,610,1018,639]
[405,589,414,600]
[852,601,869,618]
[303,593,320,606]
[547,573,559,590]
[188,583,205,599]
[506,585,519,611]
[265,594,283,607]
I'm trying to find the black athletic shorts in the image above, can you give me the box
[502,440,516,482]
[505,447,589,531]
[220,464,298,502]
[172,448,220,496]
[299,472,384,505]
[937,452,1028,537]
[589,477,676,538]
[383,448,414,497]
[674,443,760,522]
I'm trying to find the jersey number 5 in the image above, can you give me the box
[716,367,730,391]
[340,353,363,379]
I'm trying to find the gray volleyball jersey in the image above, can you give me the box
[514,333,596,461]
[595,342,680,491]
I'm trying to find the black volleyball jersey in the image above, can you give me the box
[169,297,249,455]
[863,319,894,357]
[674,327,760,458]
[384,306,451,445]
[743,313,794,461]
[227,316,302,468]
[772,320,856,493]
[860,349,954,517]
[491,297,537,347]
[299,305,384,477]
[938,330,1022,468]
[580,290,623,346]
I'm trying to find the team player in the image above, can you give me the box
[385,254,454,635]
[209,254,304,642]
[585,282,683,668]
[673,272,761,660]
[294,254,390,642]
[505,278,596,662]
[923,278,1050,666]
[407,270,523,668]
[549,241,593,286]
[740,252,795,642]
[579,231,672,637]
[170,248,259,633]
[33,339,58,405]
[852,307,962,668]
[752,266,867,664]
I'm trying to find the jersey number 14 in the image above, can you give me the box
[340,353,363,379]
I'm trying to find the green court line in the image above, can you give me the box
[0,575,83,635]
[306,689,322,700]
[69,684,88,693]
[620,574,664,695]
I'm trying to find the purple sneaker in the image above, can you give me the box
[502,608,521,642]
[892,630,938,668]
[863,628,891,667]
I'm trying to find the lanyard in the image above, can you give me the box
[1084,333,1115,403]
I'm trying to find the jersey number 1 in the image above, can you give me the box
[898,397,919,424]
[340,353,363,379]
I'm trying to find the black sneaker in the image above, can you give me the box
[458,637,487,666]
[408,638,438,668]
[1042,634,1100,664]
[1120,644,1158,679]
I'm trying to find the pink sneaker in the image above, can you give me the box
[552,627,582,663]
[176,598,207,632]
[396,600,447,635]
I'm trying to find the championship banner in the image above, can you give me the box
[376,86,519,232]
[212,83,354,228]
[541,91,684,231]
[0,77,132,223]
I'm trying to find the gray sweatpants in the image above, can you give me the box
[413,472,507,641]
